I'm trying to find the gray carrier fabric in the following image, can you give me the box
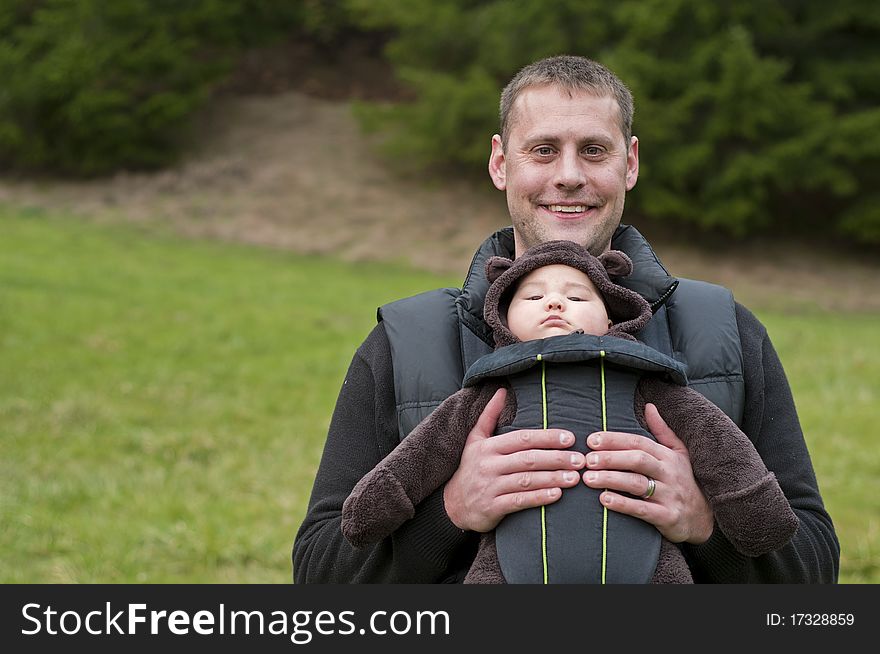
[462,332,688,387]
[463,334,687,584]
[379,226,745,444]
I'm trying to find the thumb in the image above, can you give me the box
[645,402,684,451]
[469,387,507,441]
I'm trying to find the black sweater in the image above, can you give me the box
[292,303,840,583]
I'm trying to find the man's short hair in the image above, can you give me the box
[500,55,634,147]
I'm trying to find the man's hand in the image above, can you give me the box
[443,388,585,533]
[581,403,714,544]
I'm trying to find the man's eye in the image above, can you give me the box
[584,146,604,156]
[534,146,554,156]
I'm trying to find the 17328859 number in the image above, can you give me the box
[790,613,854,626]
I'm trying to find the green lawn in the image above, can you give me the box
[1,208,877,582]
[0,208,456,582]
[763,312,880,583]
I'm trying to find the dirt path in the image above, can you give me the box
[0,92,507,273]
[1,90,877,313]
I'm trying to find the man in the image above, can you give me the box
[293,56,839,583]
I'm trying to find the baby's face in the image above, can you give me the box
[506,264,611,341]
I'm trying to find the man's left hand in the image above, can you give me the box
[581,402,714,544]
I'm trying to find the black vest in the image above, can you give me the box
[379,225,745,440]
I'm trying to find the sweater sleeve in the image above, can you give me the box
[292,323,476,583]
[637,379,798,557]
[682,303,840,583]
[342,384,500,549]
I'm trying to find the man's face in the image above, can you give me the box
[489,85,639,257]
[506,264,611,341]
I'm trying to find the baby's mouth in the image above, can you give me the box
[542,315,568,326]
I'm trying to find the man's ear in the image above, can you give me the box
[625,136,639,191]
[488,134,506,191]
[485,256,513,283]
[598,250,633,277]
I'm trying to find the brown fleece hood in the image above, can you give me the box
[483,240,652,348]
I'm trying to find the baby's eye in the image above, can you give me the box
[527,295,543,301]
[568,296,584,302]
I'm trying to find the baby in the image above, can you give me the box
[342,240,798,583]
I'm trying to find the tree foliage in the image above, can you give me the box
[2,1,877,243]
[0,0,304,175]
[348,0,880,244]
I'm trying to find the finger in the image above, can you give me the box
[585,449,662,478]
[468,387,508,442]
[586,430,664,457]
[598,490,666,527]
[492,427,575,455]
[644,403,685,451]
[496,448,585,475]
[500,469,582,494]
[496,487,564,515]
[582,470,656,497]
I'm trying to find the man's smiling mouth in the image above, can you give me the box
[546,204,587,213]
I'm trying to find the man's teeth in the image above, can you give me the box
[548,205,587,213]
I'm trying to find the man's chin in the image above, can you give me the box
[544,225,613,255]
[513,214,618,256]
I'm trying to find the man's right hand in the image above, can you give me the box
[442,387,585,532]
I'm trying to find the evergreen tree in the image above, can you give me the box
[349,0,880,243]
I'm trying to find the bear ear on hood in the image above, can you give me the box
[485,256,513,283]
[597,250,633,278]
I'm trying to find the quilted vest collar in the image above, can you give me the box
[457,225,679,338]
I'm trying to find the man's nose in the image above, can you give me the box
[554,148,586,190]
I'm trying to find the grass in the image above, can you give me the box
[761,313,880,583]
[1,208,877,583]
[0,208,456,582]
